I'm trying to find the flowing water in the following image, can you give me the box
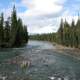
[0,40,80,80]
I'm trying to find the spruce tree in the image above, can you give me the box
[10,5,18,47]
[4,20,10,43]
[0,13,4,46]
[71,20,75,47]
[58,19,64,44]
[23,25,28,43]
[76,16,80,48]
[15,18,24,46]
[0,5,28,48]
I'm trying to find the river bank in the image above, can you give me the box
[53,43,80,60]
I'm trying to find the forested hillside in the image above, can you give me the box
[30,16,80,48]
[0,6,28,48]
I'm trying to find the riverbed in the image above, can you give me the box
[0,40,80,80]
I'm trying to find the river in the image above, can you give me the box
[0,40,80,80]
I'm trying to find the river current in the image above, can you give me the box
[0,40,80,80]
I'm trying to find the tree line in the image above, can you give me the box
[58,17,80,48]
[0,6,28,48]
[30,33,56,42]
[30,16,80,48]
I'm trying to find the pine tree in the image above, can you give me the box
[23,25,28,43]
[0,13,4,46]
[75,16,80,48]
[10,5,18,47]
[70,20,75,47]
[58,19,64,44]
[15,18,24,46]
[4,20,10,43]
[0,5,28,48]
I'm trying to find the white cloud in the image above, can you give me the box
[28,25,57,34]
[3,0,79,34]
[21,0,65,16]
[17,0,67,34]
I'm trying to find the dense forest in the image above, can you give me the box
[30,16,80,48]
[0,6,28,48]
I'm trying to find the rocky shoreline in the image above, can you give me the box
[53,43,80,60]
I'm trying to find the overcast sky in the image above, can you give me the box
[0,0,80,34]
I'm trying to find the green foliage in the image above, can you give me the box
[58,18,80,48]
[0,6,28,48]
[4,21,10,42]
[10,5,18,46]
[30,33,57,42]
[58,19,64,44]
[23,25,29,43]
[0,13,4,45]
[30,17,80,49]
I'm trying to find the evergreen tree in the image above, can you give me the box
[0,13,4,46]
[15,18,24,46]
[70,20,75,47]
[23,25,28,43]
[4,20,10,43]
[58,19,64,44]
[63,20,70,46]
[0,6,28,48]
[10,5,18,47]
[75,16,80,48]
